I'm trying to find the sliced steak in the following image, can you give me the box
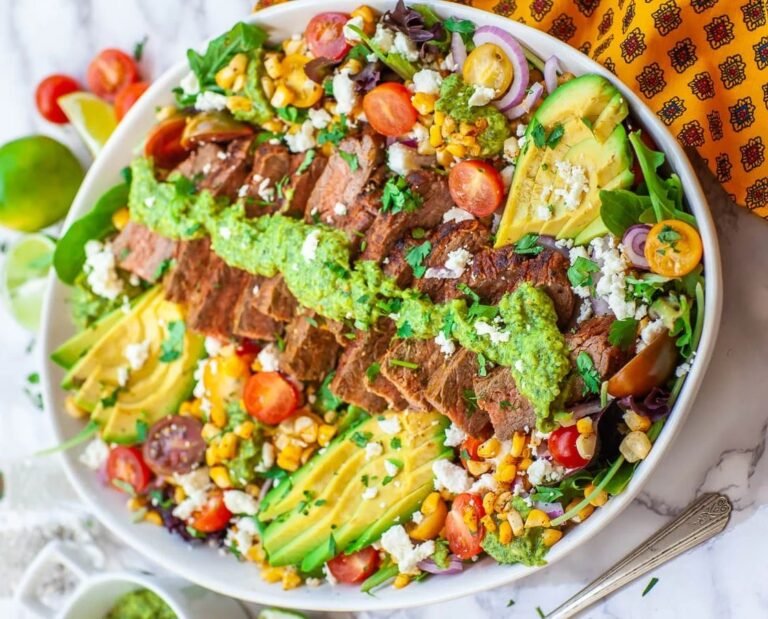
[361,169,455,262]
[382,235,420,288]
[164,238,212,303]
[232,275,280,341]
[474,367,535,439]
[251,275,298,322]
[198,138,254,201]
[111,222,176,283]
[186,255,249,340]
[242,143,292,217]
[173,143,223,181]
[425,348,491,437]
[279,313,342,382]
[519,250,576,326]
[283,152,327,218]
[379,338,444,412]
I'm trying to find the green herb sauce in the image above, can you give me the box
[105,588,177,619]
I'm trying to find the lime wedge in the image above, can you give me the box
[58,92,118,157]
[1,234,56,331]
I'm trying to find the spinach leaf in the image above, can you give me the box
[599,189,652,237]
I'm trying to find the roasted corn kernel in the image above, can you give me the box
[477,437,501,459]
[498,520,513,544]
[495,461,518,483]
[482,492,497,515]
[317,424,336,447]
[506,508,525,537]
[510,431,527,458]
[620,431,652,463]
[234,420,255,440]
[144,511,163,526]
[210,466,232,489]
[576,417,594,435]
[623,410,652,433]
[542,528,563,547]
[394,574,411,589]
[111,207,130,231]
[585,483,609,507]
[466,459,491,476]
[524,508,551,529]
[264,53,284,79]
[412,92,436,115]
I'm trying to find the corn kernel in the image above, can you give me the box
[282,37,305,56]
[442,116,456,135]
[459,121,474,136]
[155,105,178,122]
[494,462,518,483]
[494,491,513,513]
[322,409,337,424]
[281,567,302,590]
[111,207,130,231]
[261,118,283,134]
[127,497,144,511]
[210,465,232,489]
[572,503,595,524]
[205,446,219,467]
[542,528,563,547]
[232,74,246,93]
[524,509,551,529]
[317,424,337,447]
[179,400,201,419]
[482,492,497,515]
[620,431,652,463]
[261,76,276,100]
[480,514,497,533]
[412,92,436,115]
[394,574,411,589]
[421,492,442,515]
[576,433,597,461]
[510,431,527,458]
[623,410,652,433]
[506,509,525,537]
[521,444,533,459]
[410,496,447,541]
[64,396,88,419]
[217,432,238,460]
[584,483,609,507]
[320,142,335,157]
[434,110,446,126]
[247,544,266,563]
[245,483,261,497]
[228,52,249,75]
[202,423,220,442]
[477,437,501,459]
[576,417,594,435]
[351,5,376,25]
[498,520,513,544]
[341,58,363,75]
[468,143,482,157]
[466,459,491,476]
[261,567,284,583]
[234,420,255,440]
[277,443,302,471]
[173,486,186,504]
[144,511,163,526]
[518,457,533,472]
[294,415,318,444]
[429,125,444,148]
[445,142,466,158]
[264,53,283,79]
[215,66,236,90]
[210,404,228,429]
[300,445,316,464]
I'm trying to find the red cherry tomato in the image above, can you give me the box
[607,330,678,398]
[235,339,261,369]
[243,372,299,425]
[87,49,140,101]
[144,116,190,170]
[362,83,419,137]
[106,446,152,494]
[327,547,380,584]
[461,436,484,461]
[548,425,590,469]
[306,12,351,61]
[35,75,81,124]
[142,415,206,477]
[114,81,150,121]
[448,160,505,217]
[189,490,232,533]
[445,493,485,560]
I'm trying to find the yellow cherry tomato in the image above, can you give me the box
[462,43,513,94]
[281,54,323,108]
[644,219,703,277]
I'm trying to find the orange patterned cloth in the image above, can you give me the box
[255,0,768,217]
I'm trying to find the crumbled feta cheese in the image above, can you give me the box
[393,31,419,61]
[380,525,435,574]
[285,120,316,153]
[554,160,589,211]
[219,226,232,240]
[475,320,511,345]
[576,300,594,324]
[332,69,358,115]
[116,366,129,387]
[444,423,467,447]
[442,207,476,224]
[526,459,565,486]
[226,516,259,554]
[333,202,348,216]
[237,184,249,198]
[432,460,472,494]
[387,142,419,176]
[79,438,109,470]
[440,52,458,72]
[362,486,379,500]
[555,238,574,250]
[412,69,442,95]
[343,15,365,41]
[407,122,431,154]
[378,416,402,435]
[144,196,156,208]
[308,107,332,129]
[591,236,645,320]
[84,240,123,300]
[365,441,384,461]
[470,474,499,494]
[503,136,520,162]
[637,318,666,352]
[468,85,496,107]
[124,339,151,371]
[434,331,456,357]
[301,229,321,262]
[424,248,473,280]
[257,344,280,372]
[204,336,223,357]
[172,468,212,520]
[372,24,395,52]
[223,490,259,516]
[256,177,275,202]
[516,123,528,137]
[180,71,200,96]
[514,359,524,373]
[501,164,516,190]
[411,510,424,524]
[195,91,228,112]
[537,205,554,221]
[384,460,400,478]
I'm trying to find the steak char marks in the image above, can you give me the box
[111,222,176,283]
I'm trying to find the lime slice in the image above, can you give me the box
[1,234,56,331]
[58,92,118,157]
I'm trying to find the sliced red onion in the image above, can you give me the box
[591,297,611,316]
[398,138,419,149]
[451,32,467,71]
[570,400,603,419]
[473,26,530,110]
[417,556,464,574]
[622,224,651,270]
[544,55,560,94]
[258,478,273,503]
[503,82,544,120]
[536,235,569,257]
[533,501,565,519]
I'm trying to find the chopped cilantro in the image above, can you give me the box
[351,431,374,448]
[576,351,601,395]
[317,114,348,147]
[396,321,414,338]
[389,358,419,370]
[275,105,307,124]
[477,352,488,377]
[531,120,547,148]
[405,240,432,278]
[133,35,148,61]
[135,419,149,442]
[296,149,316,174]
[390,436,402,449]
[608,318,639,351]
[338,149,359,171]
[366,362,381,381]
[159,320,186,362]
[462,389,478,414]
[514,233,544,255]
[642,576,659,596]
[546,122,565,148]
[381,175,423,215]
[567,257,600,291]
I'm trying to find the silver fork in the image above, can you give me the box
[544,493,732,619]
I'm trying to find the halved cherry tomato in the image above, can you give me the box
[243,372,299,425]
[180,111,254,149]
[363,83,419,137]
[608,330,678,398]
[142,415,206,477]
[114,81,150,121]
[189,489,232,533]
[281,54,324,108]
[445,493,485,560]
[327,547,380,584]
[86,49,140,101]
[644,219,703,277]
[306,12,351,61]
[448,160,505,216]
[548,425,590,469]
[35,74,81,124]
[107,446,152,494]
[461,436,484,461]
[462,43,513,94]
[144,116,190,170]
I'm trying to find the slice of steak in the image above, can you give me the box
[474,367,535,439]
[416,220,491,303]
[164,238,212,303]
[111,222,177,283]
[425,347,491,437]
[251,275,298,322]
[379,338,444,412]
[173,143,223,181]
[361,169,455,262]
[519,250,576,326]
[283,152,327,218]
[382,235,420,288]
[198,137,254,201]
[232,275,280,341]
[186,254,249,340]
[242,143,293,217]
[279,313,341,382]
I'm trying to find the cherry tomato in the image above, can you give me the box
[306,12,351,61]
[144,116,190,170]
[243,372,299,425]
[114,81,150,121]
[180,111,254,149]
[462,43,513,94]
[362,83,419,137]
[35,74,81,124]
[235,339,261,368]
[142,415,206,477]
[644,220,703,278]
[548,425,590,469]
[608,330,678,398]
[448,160,505,216]
[327,547,380,584]
[461,436,484,461]
[107,446,152,494]
[87,49,140,100]
[189,489,232,533]
[445,493,485,560]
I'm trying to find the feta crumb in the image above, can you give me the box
[555,238,574,250]
[393,31,419,61]
[470,473,499,494]
[412,69,442,95]
[116,366,129,387]
[516,123,528,137]
[124,339,151,371]
[553,160,589,211]
[308,107,332,129]
[218,226,232,240]
[475,320,511,345]
[676,357,693,378]
[576,300,594,324]
[503,136,520,162]
[255,442,276,473]
[444,423,467,447]
[285,120,316,153]
[501,164,516,190]
[194,91,228,112]
[305,577,322,587]
[226,516,259,555]
[637,318,666,352]
[332,69,358,115]
[440,52,458,72]
[217,150,229,160]
[172,468,212,520]
[411,510,424,524]
[237,184,249,198]
[526,459,565,486]
[256,177,275,203]
[432,459,472,494]
[384,460,400,478]
[343,15,365,41]
[434,331,456,357]
[179,71,200,96]
[442,207,476,224]
[380,525,435,574]
[424,248,473,280]
[301,229,321,262]
[257,344,280,372]
[223,490,259,516]
[468,85,496,107]
[323,563,338,585]
[333,202,348,216]
[204,336,223,357]
[591,236,645,320]
[387,142,419,176]
[365,441,384,461]
[84,240,123,300]
[362,486,379,500]
[79,438,109,470]
[372,24,395,52]
[536,205,554,221]
[378,416,402,435]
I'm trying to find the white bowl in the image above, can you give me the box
[40,0,723,612]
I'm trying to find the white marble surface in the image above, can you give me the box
[0,1,767,617]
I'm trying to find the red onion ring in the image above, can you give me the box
[536,234,569,257]
[503,82,544,120]
[417,556,464,574]
[544,55,560,93]
[622,224,651,270]
[450,32,467,71]
[473,26,530,110]
[258,478,273,503]
[591,297,611,316]
[533,501,565,518]
[570,400,603,419]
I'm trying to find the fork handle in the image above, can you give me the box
[545,493,732,619]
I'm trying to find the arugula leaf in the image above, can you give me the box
[338,149,359,171]
[670,294,693,358]
[576,351,601,395]
[567,257,600,290]
[405,241,432,278]
[599,189,653,237]
[626,273,671,304]
[514,233,544,256]
[296,149,316,174]
[346,43,370,63]
[159,320,186,363]
[275,105,307,124]
[381,176,423,214]
[255,131,284,145]
[608,318,638,351]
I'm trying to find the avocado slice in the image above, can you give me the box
[259,412,450,569]
[52,306,126,370]
[495,74,632,247]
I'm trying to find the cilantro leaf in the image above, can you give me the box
[396,321,414,338]
[317,114,348,147]
[567,257,600,290]
[405,240,432,278]
[317,372,343,412]
[338,149,359,171]
[576,351,601,395]
[546,123,565,148]
[366,362,381,381]
[275,105,307,124]
[133,36,148,62]
[381,176,423,215]
[514,233,544,256]
[296,149,316,174]
[351,431,374,448]
[135,419,149,442]
[531,120,546,148]
[159,320,186,363]
[608,318,639,351]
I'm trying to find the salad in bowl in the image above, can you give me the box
[47,0,711,599]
